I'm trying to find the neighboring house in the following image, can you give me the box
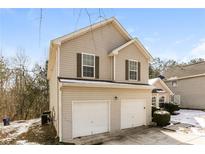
[149,78,174,107]
[164,61,205,109]
[47,17,153,142]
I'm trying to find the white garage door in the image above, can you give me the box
[72,100,110,138]
[121,99,146,129]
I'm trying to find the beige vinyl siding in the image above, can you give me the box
[165,76,205,109]
[115,43,149,84]
[59,23,128,80]
[49,55,59,135]
[61,86,152,142]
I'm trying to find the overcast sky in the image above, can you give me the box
[0,8,205,66]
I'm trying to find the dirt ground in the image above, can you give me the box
[0,119,58,145]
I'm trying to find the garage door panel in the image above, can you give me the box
[72,100,109,138]
[121,99,146,129]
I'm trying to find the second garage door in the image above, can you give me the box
[121,99,146,129]
[72,100,110,138]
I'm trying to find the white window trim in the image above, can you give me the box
[128,59,138,81]
[81,52,95,79]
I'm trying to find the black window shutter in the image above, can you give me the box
[77,53,82,77]
[138,62,141,81]
[95,56,99,79]
[125,60,129,80]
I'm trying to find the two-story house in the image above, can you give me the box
[47,17,153,142]
[164,61,205,109]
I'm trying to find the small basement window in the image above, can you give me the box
[82,53,95,78]
[129,60,138,80]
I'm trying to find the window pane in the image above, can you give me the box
[83,54,94,66]
[129,71,136,80]
[83,66,94,77]
[129,61,137,70]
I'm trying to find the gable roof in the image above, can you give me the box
[108,39,153,61]
[51,17,131,45]
[149,78,174,95]
[163,61,205,79]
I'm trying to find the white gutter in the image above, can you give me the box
[166,73,205,81]
[59,79,154,90]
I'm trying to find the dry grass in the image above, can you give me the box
[0,120,59,145]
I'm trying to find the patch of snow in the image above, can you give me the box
[0,118,40,142]
[190,127,205,137]
[171,109,205,128]
[16,140,39,145]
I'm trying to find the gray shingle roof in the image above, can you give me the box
[163,61,205,79]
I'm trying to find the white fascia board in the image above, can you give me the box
[60,79,154,90]
[166,73,205,81]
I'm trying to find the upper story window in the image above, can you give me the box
[172,80,177,87]
[125,59,140,81]
[77,53,99,79]
[82,53,95,78]
[129,60,138,80]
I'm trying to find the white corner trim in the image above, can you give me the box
[58,85,62,142]
[57,44,60,77]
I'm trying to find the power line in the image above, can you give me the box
[74,8,82,31]
[38,9,43,47]
[85,9,97,52]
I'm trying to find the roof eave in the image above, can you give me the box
[60,80,154,90]
[52,17,131,45]
[108,39,153,61]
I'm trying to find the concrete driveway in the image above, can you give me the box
[103,109,205,145]
[103,126,205,145]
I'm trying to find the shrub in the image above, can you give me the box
[153,110,170,126]
[152,106,160,117]
[164,103,180,114]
